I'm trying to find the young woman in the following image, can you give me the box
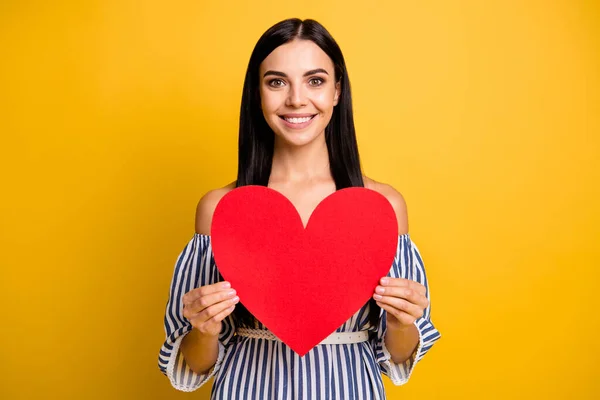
[158,18,440,399]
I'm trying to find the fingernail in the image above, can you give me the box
[232,296,240,303]
[376,286,385,294]
[222,281,231,288]
[228,289,236,296]
[381,278,389,285]
[373,294,383,300]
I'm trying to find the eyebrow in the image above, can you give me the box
[263,68,329,78]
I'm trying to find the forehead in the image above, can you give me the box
[259,39,334,75]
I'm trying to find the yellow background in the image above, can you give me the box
[1,0,598,399]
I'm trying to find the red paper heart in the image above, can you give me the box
[211,186,398,356]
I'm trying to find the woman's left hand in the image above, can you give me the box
[373,277,429,328]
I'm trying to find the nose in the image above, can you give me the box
[285,83,308,108]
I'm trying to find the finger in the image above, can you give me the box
[183,281,232,304]
[185,289,237,315]
[376,301,416,326]
[195,296,240,323]
[185,294,239,322]
[380,277,426,296]
[210,304,236,324]
[374,285,428,309]
[374,295,425,320]
[182,281,232,305]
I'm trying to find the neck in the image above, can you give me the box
[270,135,331,183]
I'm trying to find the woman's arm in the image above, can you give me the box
[180,329,220,374]
[366,177,425,363]
[180,185,239,374]
[383,322,420,364]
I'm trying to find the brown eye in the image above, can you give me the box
[269,79,285,87]
[309,78,324,86]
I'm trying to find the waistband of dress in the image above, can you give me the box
[236,328,370,345]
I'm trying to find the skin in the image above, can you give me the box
[180,39,428,375]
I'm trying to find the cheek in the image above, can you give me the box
[260,88,284,116]
[312,90,336,112]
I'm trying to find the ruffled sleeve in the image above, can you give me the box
[371,234,441,385]
[157,234,235,392]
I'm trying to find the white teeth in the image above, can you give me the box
[284,116,313,124]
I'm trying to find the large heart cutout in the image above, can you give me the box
[211,186,398,356]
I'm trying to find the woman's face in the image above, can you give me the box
[259,39,341,148]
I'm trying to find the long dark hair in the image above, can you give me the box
[233,18,379,328]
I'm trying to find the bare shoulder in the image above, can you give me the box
[363,176,409,235]
[195,181,237,235]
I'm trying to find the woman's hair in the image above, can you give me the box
[233,18,379,328]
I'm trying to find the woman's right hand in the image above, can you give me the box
[182,281,239,337]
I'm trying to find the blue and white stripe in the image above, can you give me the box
[158,233,440,399]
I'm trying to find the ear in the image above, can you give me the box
[333,81,341,106]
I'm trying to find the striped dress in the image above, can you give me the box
[158,233,441,399]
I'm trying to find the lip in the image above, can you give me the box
[279,114,317,130]
[279,113,316,118]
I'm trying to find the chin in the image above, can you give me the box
[275,131,321,147]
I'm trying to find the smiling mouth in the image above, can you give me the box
[279,115,317,124]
